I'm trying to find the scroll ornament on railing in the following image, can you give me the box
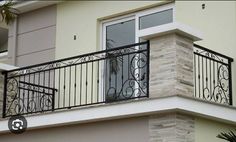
[194,45,233,105]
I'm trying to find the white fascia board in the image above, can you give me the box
[13,1,62,13]
[0,96,236,133]
[138,22,203,41]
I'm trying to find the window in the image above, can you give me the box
[0,27,8,55]
[139,9,173,30]
[102,3,174,47]
[106,19,135,48]
[101,3,174,101]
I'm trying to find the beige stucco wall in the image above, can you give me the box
[55,1,169,59]
[195,117,236,142]
[56,1,236,105]
[8,5,57,66]
[0,117,149,142]
[55,1,170,105]
[175,1,236,105]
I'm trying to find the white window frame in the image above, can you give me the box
[101,3,175,47]
[100,3,175,101]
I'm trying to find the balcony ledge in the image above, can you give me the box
[0,63,18,72]
[0,95,236,134]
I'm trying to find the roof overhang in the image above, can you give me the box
[0,1,62,14]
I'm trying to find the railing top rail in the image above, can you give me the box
[2,41,149,74]
[194,44,234,62]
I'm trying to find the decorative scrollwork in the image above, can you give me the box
[105,47,148,102]
[201,63,230,104]
[40,95,53,111]
[5,80,55,116]
[194,45,232,105]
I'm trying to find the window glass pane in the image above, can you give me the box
[0,27,8,53]
[106,19,135,49]
[139,9,173,30]
[105,19,136,102]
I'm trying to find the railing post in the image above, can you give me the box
[52,90,55,111]
[2,72,8,118]
[228,59,233,105]
[146,40,150,98]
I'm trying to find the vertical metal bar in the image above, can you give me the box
[115,57,117,99]
[37,72,40,112]
[108,58,111,94]
[202,56,204,99]
[194,54,196,97]
[48,70,51,110]
[206,57,208,88]
[228,60,233,105]
[216,62,219,100]
[33,72,36,112]
[97,61,99,103]
[198,54,200,98]
[213,60,215,86]
[23,74,26,113]
[80,64,82,105]
[18,76,21,113]
[63,67,66,107]
[128,54,130,79]
[52,89,55,111]
[104,59,107,102]
[121,54,124,92]
[58,68,61,108]
[91,62,93,104]
[69,66,71,108]
[146,41,150,98]
[85,63,88,104]
[74,65,77,106]
[53,67,56,110]
[43,70,46,111]
[2,72,8,118]
[209,59,212,100]
[27,73,30,113]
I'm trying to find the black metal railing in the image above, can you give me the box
[193,44,233,105]
[2,41,150,117]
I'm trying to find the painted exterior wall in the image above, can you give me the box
[55,1,170,106]
[195,117,236,142]
[56,1,236,105]
[55,1,168,60]
[0,117,149,142]
[175,1,236,105]
[8,5,57,67]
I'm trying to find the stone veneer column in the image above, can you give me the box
[143,24,202,142]
[149,33,194,98]
[149,113,194,142]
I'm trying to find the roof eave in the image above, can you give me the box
[12,1,62,13]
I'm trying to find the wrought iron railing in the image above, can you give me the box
[2,41,150,117]
[193,44,233,105]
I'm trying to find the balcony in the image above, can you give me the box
[2,42,150,117]
[1,41,234,118]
